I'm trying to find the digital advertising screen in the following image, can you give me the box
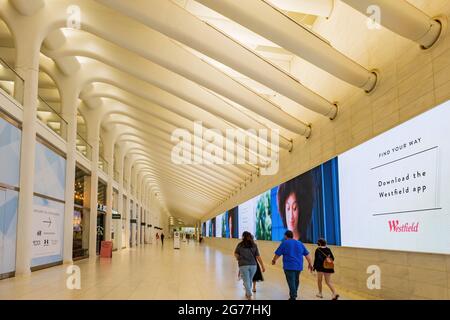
[206,220,211,237]
[238,196,257,238]
[338,100,450,254]
[227,207,239,238]
[211,217,216,237]
[270,159,341,244]
[215,213,223,238]
[233,159,341,244]
[203,100,450,255]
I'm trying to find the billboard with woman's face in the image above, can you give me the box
[271,159,341,244]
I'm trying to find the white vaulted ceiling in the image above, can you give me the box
[0,0,444,224]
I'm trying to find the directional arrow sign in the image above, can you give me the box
[43,217,52,227]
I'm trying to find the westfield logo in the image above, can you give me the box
[388,220,419,232]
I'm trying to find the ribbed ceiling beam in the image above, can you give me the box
[133,160,230,199]
[196,0,377,92]
[107,117,255,180]
[98,0,337,118]
[341,0,443,49]
[83,83,280,159]
[99,101,267,173]
[44,28,309,139]
[117,136,246,189]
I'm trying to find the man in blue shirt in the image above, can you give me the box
[272,230,313,300]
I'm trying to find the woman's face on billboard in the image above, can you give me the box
[285,192,298,233]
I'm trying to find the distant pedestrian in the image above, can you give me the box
[161,233,165,245]
[313,238,339,300]
[272,230,313,300]
[234,231,265,300]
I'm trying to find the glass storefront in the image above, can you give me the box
[96,179,107,255]
[111,188,119,250]
[129,199,134,247]
[122,195,127,248]
[73,166,90,260]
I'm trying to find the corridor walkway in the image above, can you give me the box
[0,241,365,300]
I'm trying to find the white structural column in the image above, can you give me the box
[142,184,146,245]
[88,119,100,257]
[196,0,377,92]
[136,173,141,245]
[104,133,114,242]
[148,201,153,245]
[144,185,149,244]
[140,177,145,245]
[136,174,140,245]
[141,184,145,244]
[341,0,443,49]
[61,84,79,263]
[14,31,41,275]
[137,171,142,246]
[125,157,132,248]
[130,166,137,247]
[116,147,124,250]
[143,183,148,244]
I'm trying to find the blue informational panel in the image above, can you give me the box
[30,196,65,268]
[0,189,19,275]
[32,142,66,267]
[0,116,21,187]
[0,116,21,275]
[34,141,66,201]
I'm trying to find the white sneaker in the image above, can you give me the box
[316,293,323,298]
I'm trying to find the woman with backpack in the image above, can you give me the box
[234,231,265,300]
[313,238,339,300]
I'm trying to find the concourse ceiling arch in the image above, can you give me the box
[1,0,441,223]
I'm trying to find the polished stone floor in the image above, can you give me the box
[0,240,365,300]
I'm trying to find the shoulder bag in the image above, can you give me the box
[318,248,334,270]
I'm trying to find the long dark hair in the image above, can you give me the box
[277,171,314,241]
[240,231,255,248]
